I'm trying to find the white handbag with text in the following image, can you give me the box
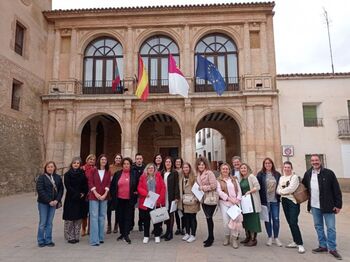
[150,206,169,224]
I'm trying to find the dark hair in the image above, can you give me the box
[174,157,183,169]
[135,152,143,158]
[44,161,57,174]
[283,161,293,169]
[153,154,164,171]
[310,154,321,160]
[164,156,174,172]
[121,157,133,168]
[96,154,109,171]
[113,153,123,165]
[195,156,210,172]
[261,157,276,174]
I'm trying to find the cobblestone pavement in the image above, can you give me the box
[0,193,349,262]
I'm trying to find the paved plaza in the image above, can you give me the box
[0,192,349,262]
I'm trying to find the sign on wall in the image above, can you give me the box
[282,145,294,157]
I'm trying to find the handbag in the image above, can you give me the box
[183,194,197,205]
[293,176,309,204]
[203,190,219,206]
[150,206,169,224]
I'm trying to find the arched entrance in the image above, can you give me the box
[138,113,181,163]
[195,112,240,166]
[80,114,122,163]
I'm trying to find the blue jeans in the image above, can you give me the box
[89,200,107,245]
[37,202,56,245]
[311,207,337,251]
[265,202,280,238]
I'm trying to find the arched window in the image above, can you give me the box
[83,37,123,94]
[195,34,238,92]
[140,35,179,93]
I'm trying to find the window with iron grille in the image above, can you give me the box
[303,104,323,127]
[11,79,22,111]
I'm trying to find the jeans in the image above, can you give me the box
[89,200,107,245]
[265,202,280,238]
[139,208,162,237]
[311,207,337,251]
[37,202,56,245]
[281,198,303,245]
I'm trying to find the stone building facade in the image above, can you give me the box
[0,0,50,195]
[42,2,281,172]
[0,1,282,195]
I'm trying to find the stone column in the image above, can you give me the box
[63,108,74,169]
[260,22,268,74]
[125,27,134,94]
[52,29,61,80]
[69,28,77,80]
[122,100,132,157]
[183,99,195,164]
[264,106,274,159]
[46,108,56,161]
[243,22,251,75]
[246,105,256,171]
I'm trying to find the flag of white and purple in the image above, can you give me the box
[168,54,189,98]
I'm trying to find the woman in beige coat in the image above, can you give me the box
[178,162,200,243]
[239,163,262,246]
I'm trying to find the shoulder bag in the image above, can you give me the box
[292,175,309,204]
[202,172,219,206]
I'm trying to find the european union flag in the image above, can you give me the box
[195,54,226,95]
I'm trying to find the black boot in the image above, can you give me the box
[240,231,251,244]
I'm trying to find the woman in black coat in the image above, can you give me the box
[161,156,180,241]
[63,157,88,244]
[36,161,64,247]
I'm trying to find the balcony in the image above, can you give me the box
[195,77,239,92]
[304,118,323,127]
[82,80,125,94]
[149,79,169,93]
[338,119,350,138]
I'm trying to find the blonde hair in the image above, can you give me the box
[219,162,232,174]
[240,163,253,176]
[144,163,157,177]
[182,162,196,186]
[85,154,96,163]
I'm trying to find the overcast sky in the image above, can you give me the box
[52,0,350,74]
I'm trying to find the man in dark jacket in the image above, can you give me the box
[302,154,342,260]
[132,153,146,232]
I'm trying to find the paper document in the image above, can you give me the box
[191,182,204,201]
[259,205,269,222]
[241,194,254,214]
[170,200,177,213]
[143,191,160,209]
[227,205,242,220]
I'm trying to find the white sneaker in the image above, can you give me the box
[182,234,190,241]
[286,242,298,248]
[275,238,283,247]
[155,237,160,243]
[266,237,272,246]
[143,237,149,244]
[187,235,196,243]
[298,245,305,254]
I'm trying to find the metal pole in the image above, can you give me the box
[323,7,335,74]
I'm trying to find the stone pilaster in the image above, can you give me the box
[69,28,77,80]
[52,29,61,80]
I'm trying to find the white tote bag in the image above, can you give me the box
[150,207,169,224]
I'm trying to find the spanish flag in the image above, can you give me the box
[135,55,149,101]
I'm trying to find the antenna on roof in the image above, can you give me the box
[323,7,335,74]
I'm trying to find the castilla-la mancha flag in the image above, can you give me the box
[168,54,189,98]
[135,55,149,101]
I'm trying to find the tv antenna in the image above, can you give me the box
[323,7,335,74]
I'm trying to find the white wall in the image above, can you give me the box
[278,75,350,178]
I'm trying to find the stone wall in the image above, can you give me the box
[0,114,44,196]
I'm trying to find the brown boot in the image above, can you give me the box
[81,218,87,236]
[240,231,251,244]
[244,233,257,247]
[106,223,112,234]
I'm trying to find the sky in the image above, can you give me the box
[52,0,350,74]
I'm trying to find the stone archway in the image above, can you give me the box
[80,114,122,163]
[195,112,240,165]
[138,113,181,163]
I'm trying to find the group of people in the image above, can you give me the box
[35,153,343,260]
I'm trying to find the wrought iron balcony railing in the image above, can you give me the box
[82,80,124,94]
[195,77,239,92]
[304,117,323,127]
[337,119,350,138]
